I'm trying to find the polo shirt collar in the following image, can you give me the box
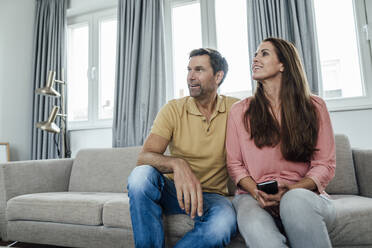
[186,95,226,116]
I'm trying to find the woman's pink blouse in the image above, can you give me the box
[226,95,336,195]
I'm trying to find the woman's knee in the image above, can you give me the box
[281,188,315,207]
[280,188,318,222]
[233,194,257,213]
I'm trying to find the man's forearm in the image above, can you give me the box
[137,151,182,174]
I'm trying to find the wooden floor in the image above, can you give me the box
[0,240,67,248]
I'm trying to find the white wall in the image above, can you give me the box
[69,128,112,157]
[0,0,35,161]
[330,109,372,149]
[67,0,117,17]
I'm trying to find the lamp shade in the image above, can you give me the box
[35,106,61,133]
[35,71,61,97]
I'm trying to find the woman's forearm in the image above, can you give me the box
[238,176,258,198]
[288,177,317,191]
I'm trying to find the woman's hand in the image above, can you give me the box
[254,182,290,216]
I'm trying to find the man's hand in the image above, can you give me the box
[172,159,203,219]
[138,133,204,218]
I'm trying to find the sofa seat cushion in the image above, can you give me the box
[102,195,131,228]
[102,194,194,236]
[7,192,126,226]
[330,194,372,246]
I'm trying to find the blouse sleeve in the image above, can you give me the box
[305,97,336,193]
[226,105,250,185]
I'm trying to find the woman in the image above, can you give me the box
[226,38,336,248]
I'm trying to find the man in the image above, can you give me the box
[127,48,238,247]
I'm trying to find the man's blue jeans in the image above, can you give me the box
[127,165,237,248]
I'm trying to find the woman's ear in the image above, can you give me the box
[279,63,284,73]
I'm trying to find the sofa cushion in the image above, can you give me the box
[102,196,131,228]
[164,214,194,238]
[69,147,141,193]
[102,194,194,236]
[7,192,126,226]
[325,134,358,195]
[330,194,372,246]
[353,149,372,198]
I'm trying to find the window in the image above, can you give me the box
[99,18,117,120]
[165,0,372,111]
[172,2,202,98]
[314,0,372,110]
[67,9,117,129]
[164,0,251,100]
[314,0,372,111]
[67,23,89,122]
[315,0,363,98]
[215,0,251,98]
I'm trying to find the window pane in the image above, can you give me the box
[67,24,89,122]
[172,2,202,98]
[99,18,117,119]
[314,0,363,99]
[215,0,251,99]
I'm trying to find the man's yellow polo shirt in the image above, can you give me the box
[151,95,239,196]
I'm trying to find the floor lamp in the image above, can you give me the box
[35,70,68,158]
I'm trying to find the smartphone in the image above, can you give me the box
[256,180,278,194]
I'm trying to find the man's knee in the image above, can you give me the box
[127,165,162,193]
[206,203,237,244]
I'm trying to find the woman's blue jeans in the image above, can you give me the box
[127,165,237,248]
[233,188,336,248]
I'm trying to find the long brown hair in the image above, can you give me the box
[244,38,319,163]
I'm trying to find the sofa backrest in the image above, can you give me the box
[68,147,141,193]
[68,134,358,195]
[325,134,359,195]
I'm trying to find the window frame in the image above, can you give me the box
[320,0,372,112]
[164,0,372,111]
[67,8,117,130]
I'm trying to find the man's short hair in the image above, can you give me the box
[189,48,228,86]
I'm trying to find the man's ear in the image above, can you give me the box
[216,71,224,85]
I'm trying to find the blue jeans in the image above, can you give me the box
[233,188,336,248]
[127,165,237,248]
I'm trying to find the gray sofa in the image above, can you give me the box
[0,134,371,247]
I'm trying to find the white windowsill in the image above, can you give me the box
[68,121,113,131]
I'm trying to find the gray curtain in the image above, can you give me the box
[31,0,67,159]
[113,0,167,147]
[247,0,321,94]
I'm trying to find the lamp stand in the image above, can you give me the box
[55,78,67,158]
[35,70,68,159]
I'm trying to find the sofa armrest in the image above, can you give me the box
[0,159,73,241]
[352,149,372,198]
[0,163,6,239]
[2,159,73,202]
